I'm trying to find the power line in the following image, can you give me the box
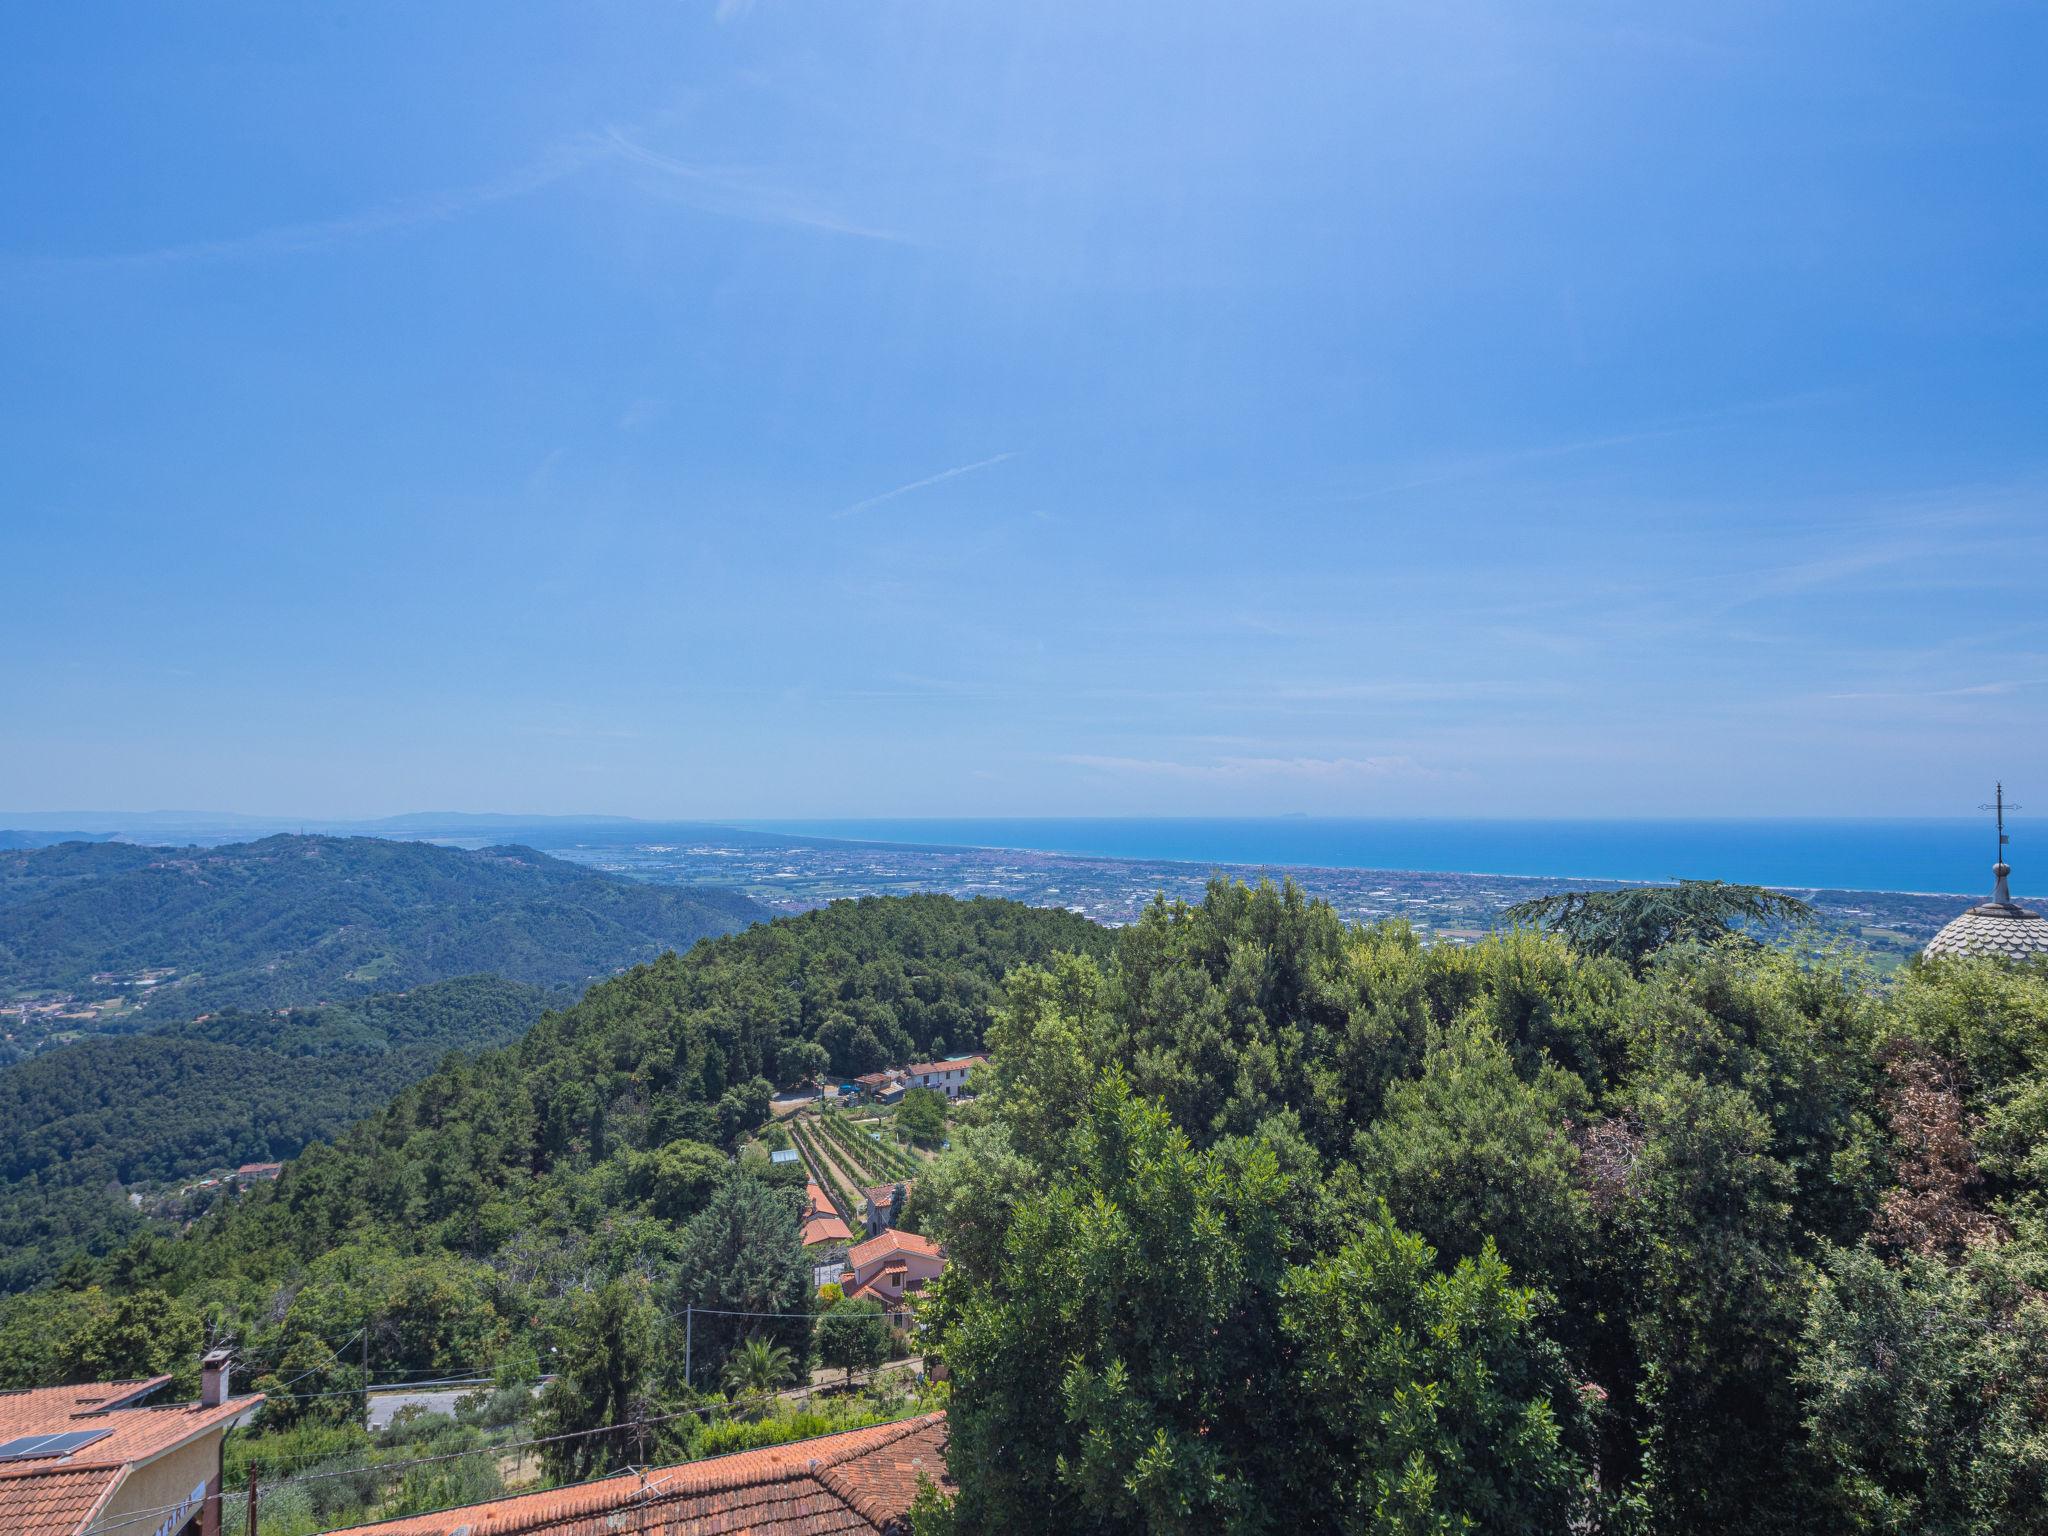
[322,1403,935,1536]
[678,1304,913,1322]
[265,1327,364,1393]
[81,1403,724,1536]
[258,1377,490,1402]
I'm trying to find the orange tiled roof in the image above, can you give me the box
[845,1230,941,1269]
[0,1378,265,1536]
[844,1275,923,1308]
[900,1056,984,1078]
[803,1213,854,1247]
[327,1412,951,1536]
[0,1380,170,1435]
[0,1384,261,1473]
[0,1468,125,1536]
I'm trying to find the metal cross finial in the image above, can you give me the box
[1980,783,2021,858]
[1979,783,2021,904]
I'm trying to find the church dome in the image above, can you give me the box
[1924,894,2048,961]
[1924,853,2048,962]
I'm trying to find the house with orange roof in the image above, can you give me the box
[800,1181,853,1249]
[861,1181,914,1239]
[900,1055,985,1100]
[327,1411,951,1536]
[0,1351,264,1536]
[849,1070,906,1105]
[802,1210,854,1249]
[838,1230,945,1311]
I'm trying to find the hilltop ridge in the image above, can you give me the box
[0,833,769,1036]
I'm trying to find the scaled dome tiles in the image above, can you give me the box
[1924,900,2048,961]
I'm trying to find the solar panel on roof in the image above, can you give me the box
[0,1428,113,1460]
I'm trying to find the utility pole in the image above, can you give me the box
[683,1306,693,1392]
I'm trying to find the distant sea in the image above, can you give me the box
[730,818,2024,899]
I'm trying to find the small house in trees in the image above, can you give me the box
[838,1229,945,1313]
[0,1352,264,1536]
[862,1181,913,1238]
[800,1182,852,1249]
[902,1054,987,1100]
[850,1070,906,1104]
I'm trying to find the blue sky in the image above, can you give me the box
[3,2,2044,819]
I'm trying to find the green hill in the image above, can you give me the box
[0,894,1108,1310]
[0,831,119,852]
[0,976,557,1293]
[1,884,2043,1530]
[0,834,770,1289]
[0,833,769,1024]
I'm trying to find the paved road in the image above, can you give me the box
[365,1380,545,1430]
[366,1385,483,1429]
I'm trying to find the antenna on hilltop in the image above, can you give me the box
[1979,782,2021,905]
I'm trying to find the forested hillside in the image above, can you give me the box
[0,830,118,851]
[0,895,1110,1388]
[0,977,555,1293]
[0,834,769,1019]
[4,883,2041,1533]
[920,881,2048,1534]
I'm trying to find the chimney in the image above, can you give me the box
[200,1349,232,1408]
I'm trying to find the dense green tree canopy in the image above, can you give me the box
[0,976,553,1292]
[816,1297,889,1388]
[1,878,2041,1536]
[1501,880,1814,970]
[0,895,1108,1415]
[918,878,2048,1536]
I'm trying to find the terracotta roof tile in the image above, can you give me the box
[329,1413,949,1536]
[803,1214,854,1246]
[0,1377,263,1536]
[0,1380,171,1436]
[0,1468,124,1536]
[844,1231,941,1269]
[0,1380,262,1472]
[900,1056,984,1078]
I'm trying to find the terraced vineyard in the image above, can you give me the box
[815,1108,924,1185]
[788,1116,862,1223]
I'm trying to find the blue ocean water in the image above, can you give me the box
[729,817,2027,898]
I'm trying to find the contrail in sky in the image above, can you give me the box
[831,452,1018,518]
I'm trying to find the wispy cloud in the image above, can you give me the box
[1321,392,1836,504]
[23,117,902,270]
[831,452,1019,519]
[601,127,907,243]
[1821,679,2035,703]
[1061,753,1434,781]
[1272,679,1532,705]
[33,139,605,271]
[524,724,644,741]
[618,398,667,432]
[526,447,567,493]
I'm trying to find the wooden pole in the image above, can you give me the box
[684,1306,693,1391]
[246,1468,258,1536]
